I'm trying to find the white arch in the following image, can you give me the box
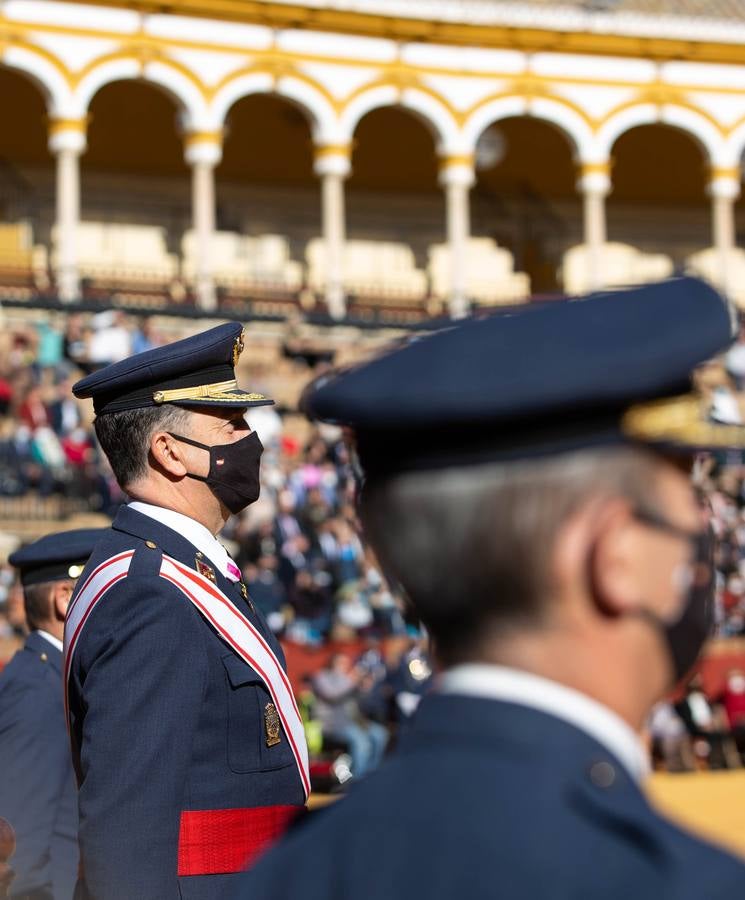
[593,102,722,164]
[65,56,207,125]
[1,45,73,118]
[721,121,745,170]
[206,70,339,141]
[142,61,208,127]
[338,83,460,152]
[72,58,141,118]
[461,94,593,159]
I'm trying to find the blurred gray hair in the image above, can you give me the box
[360,446,663,665]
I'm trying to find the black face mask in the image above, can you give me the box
[631,508,715,685]
[168,430,264,515]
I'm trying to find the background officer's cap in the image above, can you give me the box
[302,276,745,476]
[9,529,107,587]
[73,322,274,416]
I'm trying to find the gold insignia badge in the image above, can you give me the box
[264,702,281,747]
[233,330,245,367]
[196,558,216,582]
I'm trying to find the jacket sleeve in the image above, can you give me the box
[75,575,208,900]
[0,677,68,899]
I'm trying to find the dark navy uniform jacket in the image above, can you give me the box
[66,506,305,900]
[227,693,745,900]
[0,631,78,900]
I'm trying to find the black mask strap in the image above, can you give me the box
[167,432,211,483]
[168,432,210,452]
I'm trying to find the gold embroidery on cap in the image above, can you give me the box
[264,702,281,747]
[233,330,245,367]
[622,392,745,448]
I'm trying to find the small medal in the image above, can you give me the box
[264,702,281,747]
[196,557,216,582]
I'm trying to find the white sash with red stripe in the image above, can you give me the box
[63,548,311,799]
[160,554,310,798]
[63,550,135,722]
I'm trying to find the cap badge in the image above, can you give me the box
[264,702,281,747]
[233,331,245,367]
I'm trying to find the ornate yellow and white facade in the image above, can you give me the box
[3,0,745,318]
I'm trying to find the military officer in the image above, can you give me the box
[65,323,308,900]
[0,529,106,900]
[228,277,745,899]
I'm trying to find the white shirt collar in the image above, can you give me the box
[438,664,649,783]
[128,501,234,580]
[36,629,64,652]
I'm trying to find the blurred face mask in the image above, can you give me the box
[629,507,715,686]
[168,430,264,514]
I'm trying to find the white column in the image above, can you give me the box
[708,168,741,297]
[49,120,87,302]
[314,145,351,320]
[184,132,222,312]
[439,156,475,319]
[577,163,611,293]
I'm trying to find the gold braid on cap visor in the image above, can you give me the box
[152,380,266,404]
[622,393,745,449]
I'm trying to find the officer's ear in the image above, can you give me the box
[51,579,75,622]
[150,431,189,479]
[585,497,647,618]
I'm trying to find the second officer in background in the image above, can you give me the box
[0,529,105,900]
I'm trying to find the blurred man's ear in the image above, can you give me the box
[551,496,642,619]
[586,499,645,618]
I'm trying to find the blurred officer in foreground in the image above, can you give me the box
[66,324,308,900]
[0,529,105,900]
[228,277,745,900]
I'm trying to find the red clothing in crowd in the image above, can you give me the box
[722,679,745,729]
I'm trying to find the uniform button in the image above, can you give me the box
[589,761,616,788]
[145,541,157,549]
[40,652,48,662]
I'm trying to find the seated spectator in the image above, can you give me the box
[647,702,695,772]
[244,555,289,635]
[675,675,741,769]
[312,653,388,778]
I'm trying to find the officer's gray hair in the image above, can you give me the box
[360,446,662,666]
[94,405,192,490]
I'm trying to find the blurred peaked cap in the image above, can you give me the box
[301,276,743,475]
[9,528,108,586]
[72,321,275,415]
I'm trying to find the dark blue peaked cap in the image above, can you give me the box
[302,277,743,475]
[10,528,108,586]
[73,322,274,415]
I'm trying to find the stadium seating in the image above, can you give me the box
[427,238,530,305]
[0,222,49,294]
[686,247,745,307]
[306,238,428,302]
[182,231,303,295]
[561,242,674,295]
[66,222,179,286]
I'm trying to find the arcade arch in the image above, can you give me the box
[0,65,53,294]
[472,116,578,294]
[607,123,709,268]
